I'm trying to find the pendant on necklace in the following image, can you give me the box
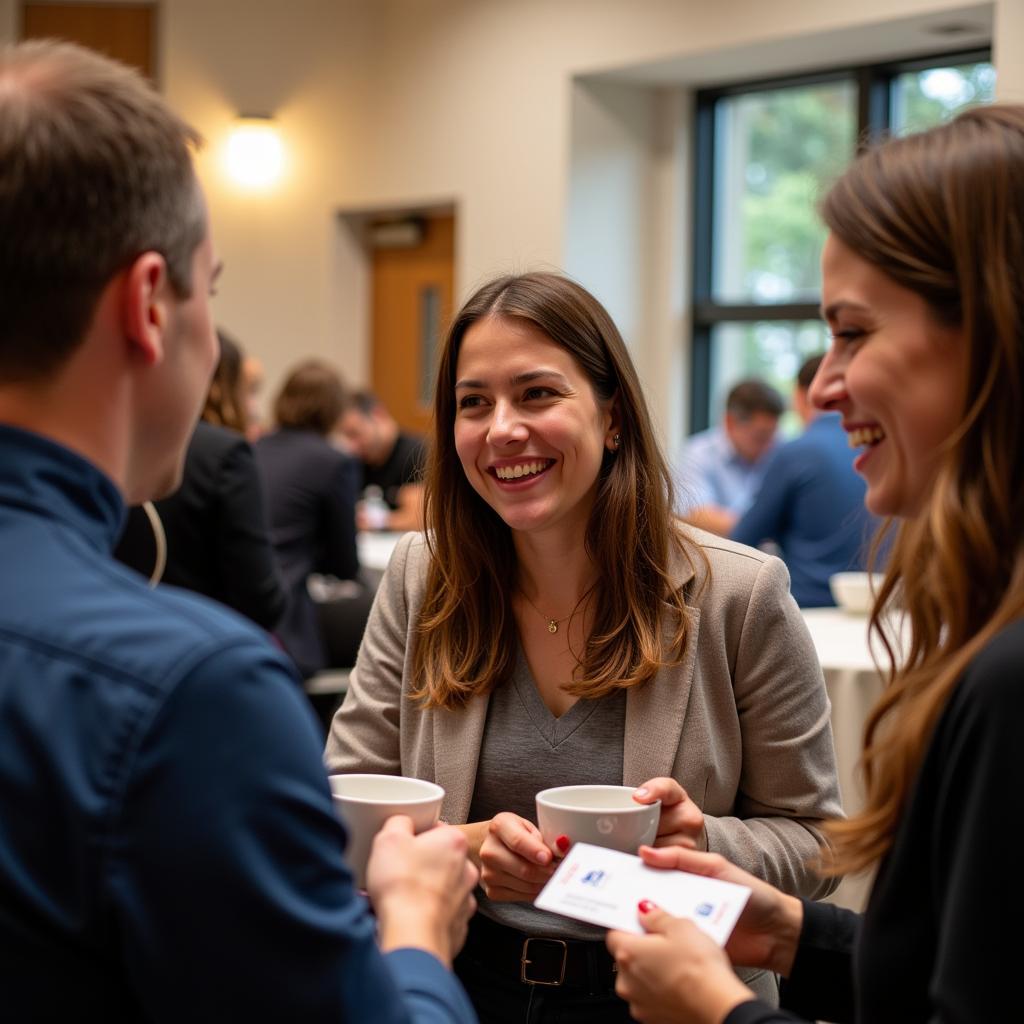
[548,620,558,634]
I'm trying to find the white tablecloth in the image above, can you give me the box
[356,531,405,573]
[801,607,897,909]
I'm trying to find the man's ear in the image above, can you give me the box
[122,252,172,367]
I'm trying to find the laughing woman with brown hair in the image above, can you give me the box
[326,272,841,1022]
[606,104,1024,1024]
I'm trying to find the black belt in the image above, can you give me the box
[462,912,618,990]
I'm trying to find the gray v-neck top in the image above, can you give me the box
[467,650,626,938]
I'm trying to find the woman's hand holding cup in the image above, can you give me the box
[478,812,556,901]
[632,777,706,850]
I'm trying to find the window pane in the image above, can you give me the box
[712,81,856,305]
[891,61,996,133]
[708,320,830,436]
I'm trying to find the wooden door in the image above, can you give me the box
[370,213,455,435]
[21,3,155,80]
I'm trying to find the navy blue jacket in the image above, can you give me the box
[0,424,473,1023]
[731,414,877,607]
[115,420,286,630]
[255,428,361,677]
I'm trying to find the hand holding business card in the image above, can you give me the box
[535,842,750,943]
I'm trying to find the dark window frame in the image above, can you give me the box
[689,46,991,432]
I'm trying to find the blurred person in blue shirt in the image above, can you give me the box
[677,378,784,536]
[731,355,877,606]
[0,39,476,1024]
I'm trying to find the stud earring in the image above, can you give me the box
[613,433,621,448]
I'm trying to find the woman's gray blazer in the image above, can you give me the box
[325,529,842,900]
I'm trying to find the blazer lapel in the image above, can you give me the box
[623,606,700,786]
[432,694,490,824]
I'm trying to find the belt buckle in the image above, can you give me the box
[520,937,568,986]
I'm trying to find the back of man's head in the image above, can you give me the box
[724,378,785,422]
[274,360,347,436]
[796,354,824,393]
[0,40,203,382]
[792,353,825,425]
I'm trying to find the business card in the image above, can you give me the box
[534,842,750,943]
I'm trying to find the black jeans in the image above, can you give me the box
[453,915,636,1024]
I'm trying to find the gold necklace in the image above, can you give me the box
[519,590,571,634]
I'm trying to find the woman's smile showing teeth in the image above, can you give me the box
[847,425,886,448]
[492,459,554,481]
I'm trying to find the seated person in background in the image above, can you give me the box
[0,39,476,1023]
[326,271,841,1022]
[115,329,286,631]
[256,361,368,677]
[730,354,877,607]
[677,378,784,536]
[338,389,426,531]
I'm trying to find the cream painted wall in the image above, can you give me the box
[315,0,1008,446]
[4,0,1019,441]
[354,0,989,273]
[364,0,1000,446]
[161,0,376,402]
[994,0,1024,101]
[566,80,690,446]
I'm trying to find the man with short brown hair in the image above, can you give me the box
[731,355,876,607]
[0,40,476,1023]
[339,390,426,531]
[677,378,784,536]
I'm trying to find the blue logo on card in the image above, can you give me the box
[581,870,606,887]
[695,902,714,917]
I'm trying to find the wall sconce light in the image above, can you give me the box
[224,115,285,190]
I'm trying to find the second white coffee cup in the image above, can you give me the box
[329,773,445,888]
[535,784,660,855]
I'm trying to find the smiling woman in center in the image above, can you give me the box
[326,271,841,1023]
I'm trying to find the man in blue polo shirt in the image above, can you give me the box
[677,378,784,536]
[731,355,877,607]
[0,40,476,1022]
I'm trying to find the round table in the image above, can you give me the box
[356,530,405,574]
[800,607,903,909]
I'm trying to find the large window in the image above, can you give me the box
[691,50,994,433]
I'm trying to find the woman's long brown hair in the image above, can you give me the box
[412,272,705,709]
[202,330,248,434]
[820,105,1024,874]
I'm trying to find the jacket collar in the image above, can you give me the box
[0,424,125,553]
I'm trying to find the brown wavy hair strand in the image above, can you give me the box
[202,330,248,433]
[820,105,1024,875]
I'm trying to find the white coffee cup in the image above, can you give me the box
[329,773,445,888]
[535,784,661,855]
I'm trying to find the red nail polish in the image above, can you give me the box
[638,899,655,914]
[555,834,570,853]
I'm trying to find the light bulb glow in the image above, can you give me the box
[224,119,284,190]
